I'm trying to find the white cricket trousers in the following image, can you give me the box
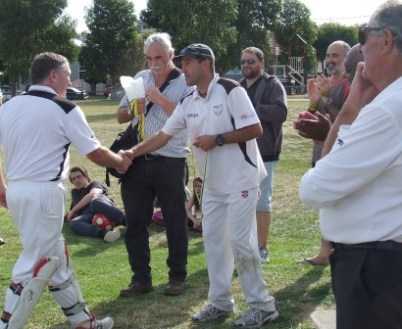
[202,187,276,312]
[1,180,91,328]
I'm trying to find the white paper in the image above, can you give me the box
[120,76,145,101]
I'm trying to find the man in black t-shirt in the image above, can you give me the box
[66,166,125,243]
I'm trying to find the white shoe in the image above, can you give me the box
[104,227,121,243]
[192,304,233,322]
[75,316,114,329]
[234,308,278,328]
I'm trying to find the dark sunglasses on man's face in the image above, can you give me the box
[240,59,257,65]
[358,23,385,45]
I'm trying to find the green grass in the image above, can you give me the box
[0,98,334,329]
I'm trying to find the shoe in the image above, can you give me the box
[192,304,233,322]
[164,280,185,296]
[234,308,278,328]
[119,281,153,297]
[104,227,121,243]
[75,316,114,329]
[259,247,270,263]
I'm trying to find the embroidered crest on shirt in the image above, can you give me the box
[212,104,223,116]
[241,190,249,198]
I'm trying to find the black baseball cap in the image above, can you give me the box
[174,43,215,61]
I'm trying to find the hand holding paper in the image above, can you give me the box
[120,76,145,102]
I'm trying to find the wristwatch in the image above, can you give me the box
[215,134,225,146]
[322,96,333,106]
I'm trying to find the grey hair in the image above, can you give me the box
[144,32,174,54]
[372,0,402,52]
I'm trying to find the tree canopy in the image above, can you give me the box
[314,23,358,61]
[141,0,239,73]
[0,0,78,88]
[273,0,317,70]
[227,0,282,69]
[79,0,144,84]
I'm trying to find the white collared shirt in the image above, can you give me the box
[300,77,402,243]
[163,74,265,195]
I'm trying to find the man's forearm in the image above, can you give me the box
[87,146,123,167]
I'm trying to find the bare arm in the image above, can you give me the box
[193,123,262,152]
[0,163,7,208]
[117,106,132,124]
[125,131,173,159]
[86,146,130,169]
[185,197,197,222]
[146,87,177,116]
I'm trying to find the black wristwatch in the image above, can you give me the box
[215,134,225,146]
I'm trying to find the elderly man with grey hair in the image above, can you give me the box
[117,32,194,298]
[300,0,402,327]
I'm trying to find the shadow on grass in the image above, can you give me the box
[274,265,332,326]
[86,112,118,123]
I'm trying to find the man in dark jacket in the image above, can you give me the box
[239,47,288,263]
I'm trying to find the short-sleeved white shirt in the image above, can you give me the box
[163,74,265,195]
[0,85,100,182]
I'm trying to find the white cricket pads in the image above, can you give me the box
[8,257,58,329]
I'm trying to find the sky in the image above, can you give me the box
[65,0,386,33]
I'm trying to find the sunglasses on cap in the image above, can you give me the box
[358,23,385,45]
[240,59,257,65]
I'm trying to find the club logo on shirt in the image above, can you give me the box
[212,104,223,116]
[241,190,249,198]
[187,113,199,118]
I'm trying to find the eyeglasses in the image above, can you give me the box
[358,23,385,45]
[240,59,256,65]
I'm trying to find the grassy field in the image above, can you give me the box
[0,98,334,329]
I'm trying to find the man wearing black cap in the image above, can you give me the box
[119,43,278,328]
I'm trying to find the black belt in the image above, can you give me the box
[141,154,162,160]
[332,240,402,251]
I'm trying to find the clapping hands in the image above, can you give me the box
[293,111,331,142]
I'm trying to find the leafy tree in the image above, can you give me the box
[273,0,317,71]
[80,0,144,84]
[228,0,282,69]
[0,0,78,91]
[314,23,358,61]
[141,0,238,73]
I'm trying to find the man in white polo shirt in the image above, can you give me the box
[0,52,130,329]
[119,43,278,328]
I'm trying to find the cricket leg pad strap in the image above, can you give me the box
[49,278,91,326]
[6,257,59,329]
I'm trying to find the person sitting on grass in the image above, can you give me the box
[66,166,125,243]
[186,177,203,232]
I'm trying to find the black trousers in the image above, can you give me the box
[330,245,402,329]
[120,156,188,283]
